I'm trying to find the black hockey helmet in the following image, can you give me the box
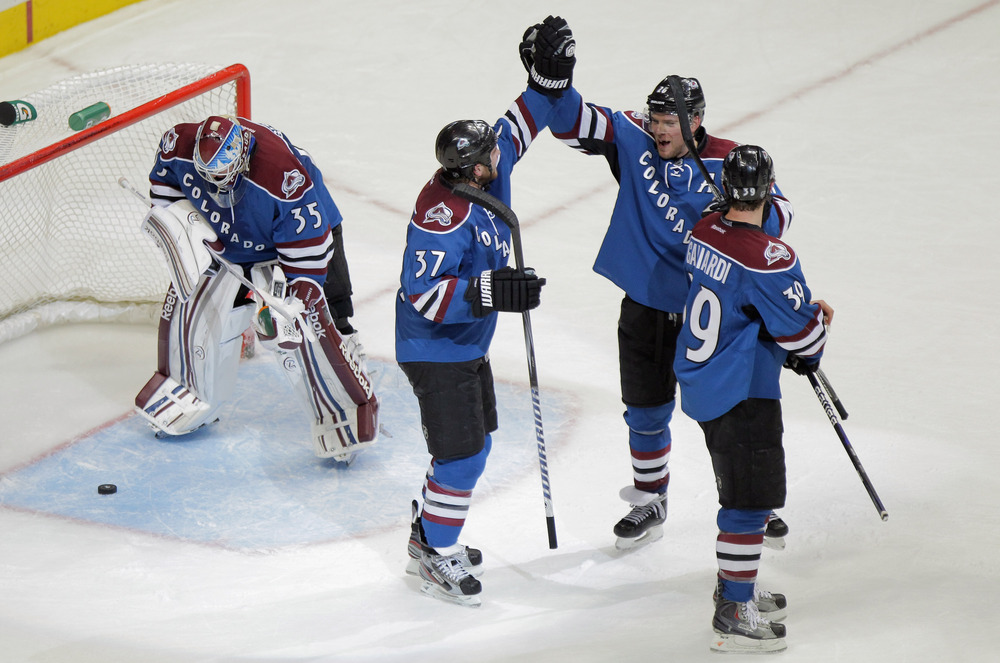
[435,120,498,180]
[646,76,706,118]
[721,145,775,203]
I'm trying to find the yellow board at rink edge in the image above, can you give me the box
[0,0,144,58]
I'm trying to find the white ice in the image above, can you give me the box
[1,0,998,661]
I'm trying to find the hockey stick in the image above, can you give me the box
[666,75,724,203]
[805,370,888,521]
[118,177,316,342]
[451,182,558,550]
[816,367,848,420]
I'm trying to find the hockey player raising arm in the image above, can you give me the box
[133,115,378,464]
[673,146,830,653]
[395,25,574,604]
[534,36,794,549]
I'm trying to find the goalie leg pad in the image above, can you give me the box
[136,271,253,435]
[274,279,379,460]
[135,371,210,435]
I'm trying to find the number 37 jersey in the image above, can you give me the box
[674,213,827,422]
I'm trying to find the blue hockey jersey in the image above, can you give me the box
[548,89,793,313]
[149,118,342,285]
[674,214,827,422]
[395,90,558,363]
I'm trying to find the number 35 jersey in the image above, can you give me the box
[674,213,827,422]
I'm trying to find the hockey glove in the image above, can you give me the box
[520,15,575,97]
[465,266,546,317]
[783,354,819,376]
[702,197,729,217]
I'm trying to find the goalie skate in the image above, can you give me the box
[614,487,667,551]
[418,545,482,608]
[406,500,484,577]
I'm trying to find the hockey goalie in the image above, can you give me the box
[133,115,378,463]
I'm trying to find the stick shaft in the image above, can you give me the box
[451,183,558,548]
[806,371,888,521]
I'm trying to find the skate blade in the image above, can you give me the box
[763,535,786,551]
[615,524,664,551]
[764,607,788,622]
[419,581,481,607]
[710,631,787,654]
[407,556,485,578]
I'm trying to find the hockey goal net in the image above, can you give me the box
[0,62,250,344]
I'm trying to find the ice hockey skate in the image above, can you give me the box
[763,511,788,550]
[418,545,483,607]
[711,599,787,653]
[405,500,484,577]
[714,579,788,622]
[613,488,667,551]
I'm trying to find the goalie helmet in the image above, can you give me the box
[193,115,255,192]
[721,145,774,203]
[435,120,498,181]
[646,76,706,118]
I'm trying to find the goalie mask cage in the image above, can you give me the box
[0,62,251,344]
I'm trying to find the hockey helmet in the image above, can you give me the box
[721,145,775,203]
[193,115,255,191]
[646,76,706,118]
[435,120,498,180]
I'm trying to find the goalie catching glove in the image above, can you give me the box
[465,266,546,317]
[519,15,576,97]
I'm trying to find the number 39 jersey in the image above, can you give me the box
[674,213,827,422]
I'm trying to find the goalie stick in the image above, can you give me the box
[451,182,558,550]
[805,369,888,521]
[118,177,316,342]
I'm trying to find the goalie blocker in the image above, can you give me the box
[134,199,378,463]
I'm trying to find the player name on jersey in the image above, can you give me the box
[685,240,732,284]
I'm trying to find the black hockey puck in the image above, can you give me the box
[97,484,117,495]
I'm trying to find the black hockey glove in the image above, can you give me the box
[783,354,819,376]
[519,15,575,97]
[702,197,729,217]
[465,267,546,317]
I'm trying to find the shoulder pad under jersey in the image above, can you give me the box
[409,173,473,234]
[693,218,798,271]
[623,111,646,131]
[243,123,315,201]
[700,133,739,159]
[158,122,198,160]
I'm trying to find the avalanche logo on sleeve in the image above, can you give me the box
[281,169,306,198]
[161,128,178,155]
[764,241,792,265]
[423,203,454,228]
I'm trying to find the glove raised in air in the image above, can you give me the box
[519,15,575,97]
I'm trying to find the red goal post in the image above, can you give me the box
[0,63,251,344]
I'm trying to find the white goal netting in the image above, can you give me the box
[0,63,250,344]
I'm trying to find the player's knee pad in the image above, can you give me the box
[135,270,252,435]
[709,440,786,510]
[431,434,492,491]
[717,507,771,535]
[256,270,379,461]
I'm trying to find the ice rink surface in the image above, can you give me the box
[1,1,998,661]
